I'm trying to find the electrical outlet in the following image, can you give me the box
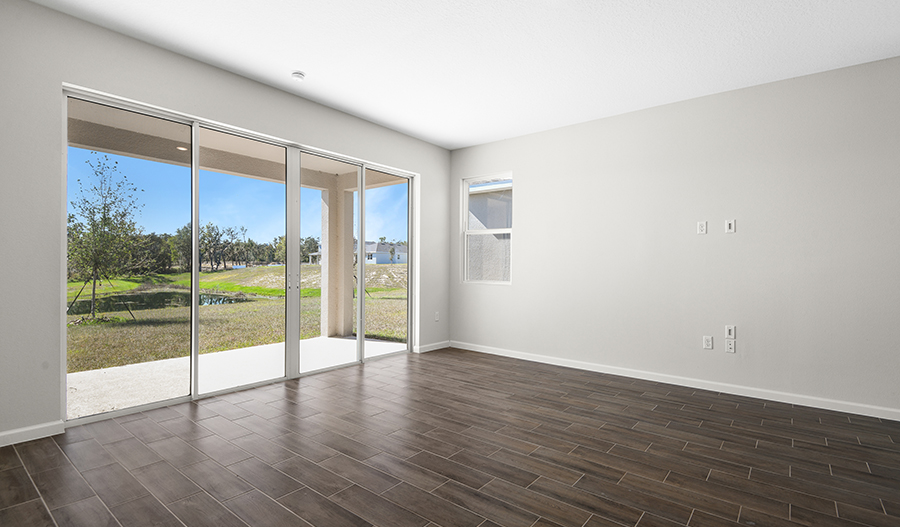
[703,336,713,349]
[725,325,736,339]
[726,220,736,233]
[434,311,440,322]
[726,339,736,353]
[697,221,707,235]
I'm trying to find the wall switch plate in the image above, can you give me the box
[726,339,736,353]
[697,221,707,235]
[435,311,439,322]
[726,220,736,233]
[725,325,736,339]
[703,336,713,349]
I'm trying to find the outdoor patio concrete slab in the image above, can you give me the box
[67,359,190,419]
[68,338,407,419]
[300,336,407,372]
[198,342,285,394]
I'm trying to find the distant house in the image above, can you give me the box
[365,242,408,264]
[307,241,407,265]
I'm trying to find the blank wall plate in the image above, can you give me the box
[726,220,736,233]
[725,325,736,339]
[726,339,736,353]
[703,336,713,349]
[697,221,707,235]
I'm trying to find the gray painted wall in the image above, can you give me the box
[0,0,450,444]
[449,57,900,419]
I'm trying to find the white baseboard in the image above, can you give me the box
[449,340,900,422]
[414,340,451,354]
[0,420,65,447]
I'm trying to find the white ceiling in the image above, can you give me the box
[31,0,900,150]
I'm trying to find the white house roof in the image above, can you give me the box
[354,242,408,254]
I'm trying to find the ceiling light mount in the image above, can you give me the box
[291,70,306,82]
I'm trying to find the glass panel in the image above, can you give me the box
[299,152,359,373]
[197,128,286,393]
[467,233,511,282]
[66,98,191,419]
[361,169,409,358]
[468,179,512,230]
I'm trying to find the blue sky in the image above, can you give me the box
[68,147,408,244]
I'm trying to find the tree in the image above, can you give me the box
[170,223,192,271]
[67,154,143,318]
[133,232,172,274]
[200,222,223,270]
[238,226,248,265]
[300,236,319,263]
[273,235,286,264]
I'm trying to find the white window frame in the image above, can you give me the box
[461,172,512,284]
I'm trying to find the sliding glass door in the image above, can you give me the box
[197,128,286,394]
[66,98,192,419]
[298,152,360,372]
[360,169,409,358]
[65,93,412,420]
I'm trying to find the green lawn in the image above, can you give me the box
[67,264,407,373]
[66,274,175,302]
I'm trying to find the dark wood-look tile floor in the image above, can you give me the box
[3,348,899,526]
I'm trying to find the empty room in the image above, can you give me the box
[1,1,899,526]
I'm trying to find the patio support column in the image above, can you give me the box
[320,187,355,337]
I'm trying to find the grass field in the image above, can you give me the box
[66,264,407,373]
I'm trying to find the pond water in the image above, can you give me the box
[67,291,250,315]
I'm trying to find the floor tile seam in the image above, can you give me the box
[19,438,108,520]
[460,424,544,452]
[275,452,366,497]
[723,422,828,446]
[580,470,714,520]
[105,489,196,527]
[0,497,61,527]
[625,472,791,524]
[362,456,447,493]
[51,433,93,449]
[0,475,48,518]
[630,426,724,450]
[17,440,75,477]
[600,470,712,521]
[406,450,501,486]
[43,495,74,527]
[219,485,308,524]
[228,457,309,495]
[835,499,900,523]
[496,424,579,453]
[782,467,900,501]
[744,468,881,513]
[485,448,584,486]
[794,436,900,460]
[41,461,111,513]
[525,475,650,525]
[524,448,609,481]
[797,464,900,500]
[177,489,252,527]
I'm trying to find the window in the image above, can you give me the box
[463,173,512,283]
